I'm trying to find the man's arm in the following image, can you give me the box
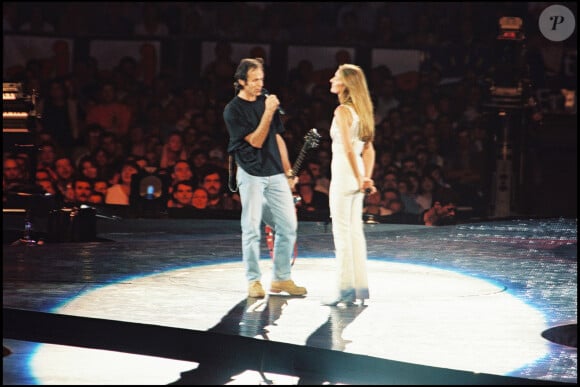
[276,134,297,189]
[244,96,279,148]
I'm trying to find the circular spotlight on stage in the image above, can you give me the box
[29,260,556,385]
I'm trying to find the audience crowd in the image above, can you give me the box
[4,2,554,226]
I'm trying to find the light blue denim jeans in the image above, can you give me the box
[237,167,297,283]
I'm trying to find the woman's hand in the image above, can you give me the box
[360,177,376,194]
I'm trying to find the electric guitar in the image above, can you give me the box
[265,128,321,265]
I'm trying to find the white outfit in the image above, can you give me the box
[329,105,370,301]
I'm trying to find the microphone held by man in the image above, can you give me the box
[262,88,285,115]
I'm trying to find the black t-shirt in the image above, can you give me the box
[223,95,284,177]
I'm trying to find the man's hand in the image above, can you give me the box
[287,172,298,190]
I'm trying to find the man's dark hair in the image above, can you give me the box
[233,57,264,92]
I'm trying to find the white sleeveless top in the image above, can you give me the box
[329,104,365,193]
[330,104,364,156]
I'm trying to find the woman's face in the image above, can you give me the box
[329,70,345,95]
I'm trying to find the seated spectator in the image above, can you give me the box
[294,168,329,215]
[77,155,99,182]
[421,190,460,226]
[3,155,28,192]
[191,187,209,210]
[386,198,404,215]
[93,179,109,196]
[168,180,195,208]
[67,177,93,205]
[306,159,330,195]
[381,188,401,210]
[85,81,132,140]
[168,159,196,194]
[105,160,140,205]
[88,192,105,205]
[294,181,329,220]
[398,177,422,215]
[363,191,392,219]
[189,149,209,178]
[380,170,399,191]
[159,131,188,171]
[415,174,437,212]
[199,165,240,211]
[53,156,76,202]
[36,178,58,196]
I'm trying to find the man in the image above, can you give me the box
[223,57,307,298]
[421,190,459,226]
[70,177,93,205]
[169,180,195,208]
[199,165,238,210]
[3,156,26,191]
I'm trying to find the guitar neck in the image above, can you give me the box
[290,128,320,178]
[291,147,308,177]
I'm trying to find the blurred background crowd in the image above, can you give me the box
[3,2,577,228]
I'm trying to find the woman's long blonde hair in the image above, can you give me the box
[337,64,375,142]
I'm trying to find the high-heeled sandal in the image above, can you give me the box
[321,298,355,306]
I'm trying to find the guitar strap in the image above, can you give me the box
[227,154,238,192]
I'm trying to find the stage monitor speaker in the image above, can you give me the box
[129,170,169,218]
[47,206,97,242]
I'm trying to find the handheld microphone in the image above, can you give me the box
[262,88,285,115]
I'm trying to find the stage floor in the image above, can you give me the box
[3,216,577,385]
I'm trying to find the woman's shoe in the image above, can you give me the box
[321,298,341,306]
[322,290,356,306]
[321,298,355,306]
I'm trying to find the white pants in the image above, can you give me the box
[328,154,370,301]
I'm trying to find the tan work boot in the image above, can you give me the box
[270,279,307,296]
[248,280,265,298]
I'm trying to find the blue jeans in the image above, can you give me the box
[237,167,297,283]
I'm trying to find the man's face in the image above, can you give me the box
[55,159,74,179]
[93,181,108,194]
[174,184,193,206]
[173,162,192,182]
[382,173,398,189]
[3,159,21,181]
[37,179,55,194]
[74,181,92,202]
[202,173,221,197]
[241,67,264,99]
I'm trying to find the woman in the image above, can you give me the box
[326,64,376,306]
[105,160,140,205]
